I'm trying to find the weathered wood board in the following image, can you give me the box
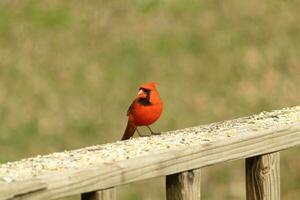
[0,106,299,200]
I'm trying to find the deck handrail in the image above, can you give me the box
[0,106,299,200]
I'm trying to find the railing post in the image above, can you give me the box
[246,152,280,200]
[81,188,116,200]
[166,168,201,200]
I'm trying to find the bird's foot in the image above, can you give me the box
[146,126,161,136]
[151,132,161,135]
[139,133,151,137]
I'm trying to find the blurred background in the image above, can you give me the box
[0,0,299,199]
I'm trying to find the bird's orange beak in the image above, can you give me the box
[137,89,147,98]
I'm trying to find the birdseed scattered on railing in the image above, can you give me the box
[0,106,299,183]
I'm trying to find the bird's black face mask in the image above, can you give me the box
[137,88,152,106]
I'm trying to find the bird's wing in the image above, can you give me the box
[127,100,136,116]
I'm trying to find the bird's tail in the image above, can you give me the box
[121,121,136,140]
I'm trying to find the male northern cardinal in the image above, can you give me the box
[121,82,163,140]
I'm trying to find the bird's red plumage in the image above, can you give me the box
[121,82,163,140]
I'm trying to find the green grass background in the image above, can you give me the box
[0,0,299,199]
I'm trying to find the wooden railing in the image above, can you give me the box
[0,106,299,200]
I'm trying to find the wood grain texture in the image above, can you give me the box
[0,181,46,200]
[246,153,280,200]
[81,188,116,200]
[0,106,299,200]
[166,169,201,200]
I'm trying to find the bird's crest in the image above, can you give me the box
[139,82,159,91]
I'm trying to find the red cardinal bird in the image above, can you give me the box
[121,82,163,140]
